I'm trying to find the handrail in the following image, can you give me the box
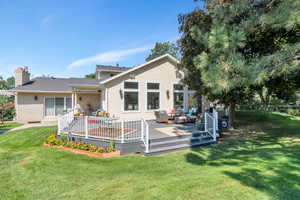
[205,112,217,142]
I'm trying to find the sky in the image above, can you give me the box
[0,0,203,79]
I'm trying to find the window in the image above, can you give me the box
[124,81,139,111]
[173,84,184,110]
[45,97,72,116]
[147,82,160,110]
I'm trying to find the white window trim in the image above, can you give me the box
[172,83,185,110]
[44,96,72,117]
[122,80,140,113]
[145,81,161,112]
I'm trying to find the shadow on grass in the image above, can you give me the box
[185,110,300,200]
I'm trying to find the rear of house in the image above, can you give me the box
[11,54,207,123]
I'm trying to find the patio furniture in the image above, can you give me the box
[174,115,187,124]
[155,111,169,123]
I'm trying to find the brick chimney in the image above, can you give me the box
[15,67,30,87]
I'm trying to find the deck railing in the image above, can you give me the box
[58,113,149,145]
[204,109,217,142]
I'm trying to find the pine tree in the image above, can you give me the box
[183,0,300,128]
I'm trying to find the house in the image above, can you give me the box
[11,54,205,123]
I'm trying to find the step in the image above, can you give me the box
[145,140,216,156]
[150,131,209,143]
[150,136,213,149]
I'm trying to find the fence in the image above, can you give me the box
[58,113,150,150]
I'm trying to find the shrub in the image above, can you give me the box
[45,134,115,153]
[45,134,61,145]
[287,109,300,116]
[109,140,116,151]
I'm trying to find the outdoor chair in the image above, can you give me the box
[155,111,169,123]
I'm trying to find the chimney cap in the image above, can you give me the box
[15,67,29,72]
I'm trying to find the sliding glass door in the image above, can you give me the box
[44,97,72,116]
[45,98,55,116]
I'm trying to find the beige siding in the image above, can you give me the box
[105,58,184,120]
[16,93,71,123]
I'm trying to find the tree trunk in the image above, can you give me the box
[228,103,236,129]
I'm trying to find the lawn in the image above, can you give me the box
[0,111,300,200]
[0,122,23,130]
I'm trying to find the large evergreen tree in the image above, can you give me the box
[180,0,300,128]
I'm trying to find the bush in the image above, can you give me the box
[0,102,15,122]
[287,109,300,116]
[45,134,115,153]
[45,134,61,145]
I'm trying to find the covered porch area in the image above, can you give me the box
[70,84,106,116]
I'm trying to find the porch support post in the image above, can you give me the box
[101,88,108,111]
[74,92,78,109]
[71,93,75,110]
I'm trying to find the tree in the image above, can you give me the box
[85,73,96,79]
[179,0,300,128]
[146,42,180,62]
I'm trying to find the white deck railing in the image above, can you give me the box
[58,113,150,146]
[204,109,218,142]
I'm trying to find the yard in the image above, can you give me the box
[0,122,23,131]
[1,111,300,200]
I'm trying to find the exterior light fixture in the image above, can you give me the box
[119,89,123,99]
[166,90,170,99]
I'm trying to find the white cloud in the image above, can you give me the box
[41,15,55,26]
[67,46,150,69]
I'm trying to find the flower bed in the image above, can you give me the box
[45,134,120,157]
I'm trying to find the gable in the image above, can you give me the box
[100,54,180,85]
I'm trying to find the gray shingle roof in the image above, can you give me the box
[96,65,129,72]
[11,77,101,93]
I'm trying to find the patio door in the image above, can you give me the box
[44,97,72,116]
[45,98,55,116]
[55,97,65,115]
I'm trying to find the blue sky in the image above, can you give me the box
[0,0,203,78]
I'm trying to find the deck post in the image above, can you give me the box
[145,123,149,153]
[121,120,124,143]
[141,119,144,141]
[57,116,61,136]
[85,116,88,139]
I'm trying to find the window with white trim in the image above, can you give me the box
[173,84,184,110]
[147,82,160,110]
[45,97,72,116]
[124,81,139,111]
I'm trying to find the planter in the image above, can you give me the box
[44,143,121,158]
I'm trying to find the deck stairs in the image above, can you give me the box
[144,131,216,156]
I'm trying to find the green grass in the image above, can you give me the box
[0,122,23,130]
[1,111,300,200]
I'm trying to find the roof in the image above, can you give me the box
[100,54,180,84]
[96,65,130,72]
[11,77,101,93]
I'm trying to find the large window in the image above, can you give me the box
[45,97,72,116]
[173,84,184,110]
[124,81,139,111]
[147,82,160,110]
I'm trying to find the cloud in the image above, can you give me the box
[41,15,55,26]
[67,46,150,69]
